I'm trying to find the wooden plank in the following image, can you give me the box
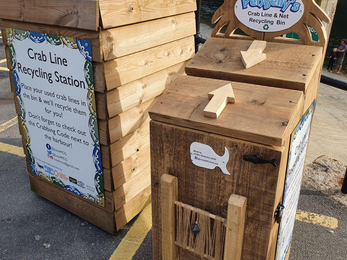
[109,122,150,167]
[28,173,116,234]
[115,185,151,231]
[99,0,196,29]
[161,174,178,260]
[106,61,187,117]
[98,119,108,145]
[186,37,322,92]
[93,62,105,93]
[0,0,98,31]
[0,19,102,62]
[149,75,304,147]
[104,36,194,90]
[108,98,157,143]
[102,168,113,192]
[112,146,150,190]
[101,12,196,60]
[113,163,151,210]
[150,121,287,260]
[96,92,107,121]
[224,194,247,260]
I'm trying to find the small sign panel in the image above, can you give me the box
[235,0,304,32]
[6,28,104,206]
[275,101,315,260]
[190,142,230,175]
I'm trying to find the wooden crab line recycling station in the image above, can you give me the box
[0,0,336,260]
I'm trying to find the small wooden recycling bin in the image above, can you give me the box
[149,75,309,260]
[0,0,196,233]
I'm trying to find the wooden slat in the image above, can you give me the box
[224,194,247,260]
[112,146,150,190]
[29,173,116,234]
[102,168,113,192]
[0,0,98,31]
[115,185,151,231]
[150,121,288,260]
[93,62,105,93]
[113,163,151,210]
[109,123,150,167]
[104,36,194,90]
[161,174,178,260]
[149,75,304,147]
[186,37,322,92]
[98,119,108,145]
[101,12,196,60]
[106,61,187,117]
[108,98,157,143]
[0,19,102,62]
[96,92,107,121]
[99,0,196,29]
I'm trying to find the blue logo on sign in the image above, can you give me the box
[241,0,301,13]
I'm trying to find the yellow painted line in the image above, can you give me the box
[0,67,9,71]
[0,142,25,157]
[0,58,6,64]
[296,209,338,229]
[109,204,152,260]
[0,117,18,133]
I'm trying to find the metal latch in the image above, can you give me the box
[274,203,285,224]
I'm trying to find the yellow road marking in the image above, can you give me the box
[0,58,6,64]
[0,67,9,71]
[0,117,18,133]
[109,204,152,260]
[296,209,338,229]
[0,142,25,157]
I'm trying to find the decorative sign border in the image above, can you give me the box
[6,28,104,207]
[275,100,316,260]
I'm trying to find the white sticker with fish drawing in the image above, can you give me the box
[190,142,230,175]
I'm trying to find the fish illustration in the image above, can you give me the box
[243,154,277,167]
[190,142,230,175]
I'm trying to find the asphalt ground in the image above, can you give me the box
[1,30,347,260]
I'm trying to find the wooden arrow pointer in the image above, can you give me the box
[241,40,267,69]
[203,83,235,119]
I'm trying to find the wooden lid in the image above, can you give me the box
[149,75,304,147]
[185,38,322,92]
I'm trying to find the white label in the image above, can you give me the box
[7,29,104,206]
[235,0,304,32]
[275,101,315,260]
[190,142,230,175]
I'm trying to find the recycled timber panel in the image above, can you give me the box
[185,37,322,92]
[99,0,196,29]
[102,123,150,168]
[0,20,102,63]
[108,98,156,143]
[106,61,187,117]
[150,121,288,260]
[0,0,99,31]
[101,12,196,60]
[113,163,151,211]
[29,173,116,234]
[104,36,194,90]
[115,185,151,231]
[112,146,150,190]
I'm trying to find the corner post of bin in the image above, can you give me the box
[161,173,179,260]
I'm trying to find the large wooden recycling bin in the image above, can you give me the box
[0,0,196,234]
[149,0,330,259]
